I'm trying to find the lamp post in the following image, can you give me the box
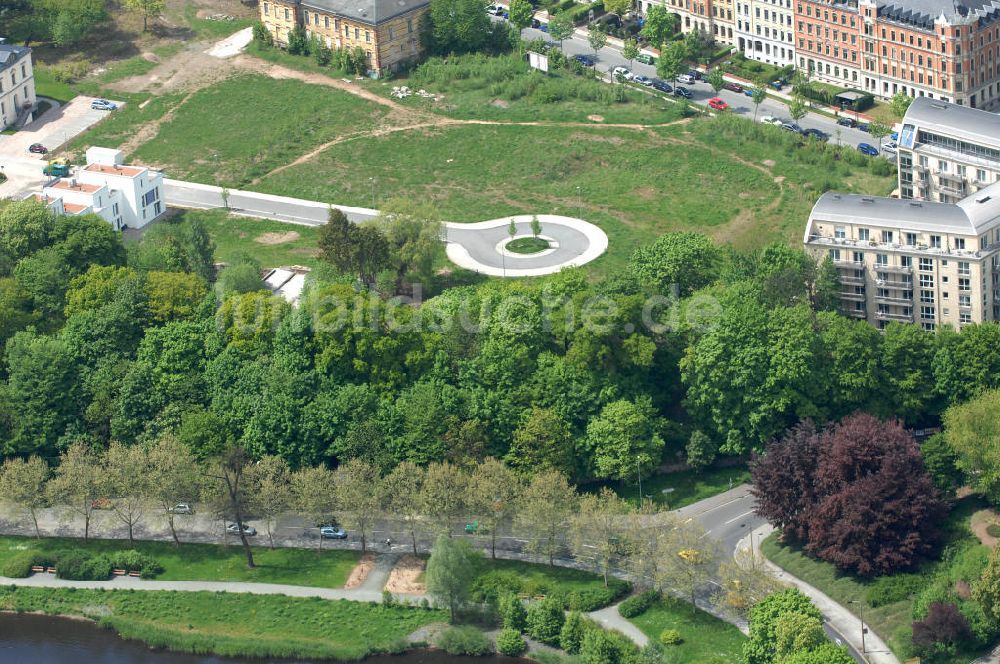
[636,459,643,506]
[848,600,867,653]
[369,177,376,209]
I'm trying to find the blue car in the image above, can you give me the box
[857,143,879,157]
[673,86,692,99]
[538,23,548,32]
[890,131,899,141]
[573,54,595,67]
[743,87,755,97]
[651,78,673,93]
[91,99,117,111]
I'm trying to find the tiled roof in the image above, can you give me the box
[877,0,1000,28]
[0,43,30,72]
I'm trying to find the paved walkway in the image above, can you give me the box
[587,601,650,647]
[740,524,900,664]
[164,179,609,276]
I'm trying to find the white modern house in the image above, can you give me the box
[38,147,165,229]
[0,39,34,130]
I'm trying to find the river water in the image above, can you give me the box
[0,613,521,664]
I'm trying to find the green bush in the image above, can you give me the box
[659,628,683,645]
[434,626,493,656]
[498,593,527,631]
[527,597,566,645]
[866,573,925,608]
[56,551,112,581]
[618,590,659,618]
[560,611,586,653]
[580,626,640,664]
[1,551,38,578]
[106,550,164,576]
[495,628,527,656]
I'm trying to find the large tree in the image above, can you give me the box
[147,435,201,545]
[205,446,258,568]
[506,407,575,477]
[47,441,103,541]
[0,456,49,538]
[466,458,520,559]
[124,0,164,31]
[580,397,664,480]
[514,470,577,565]
[943,388,1000,501]
[333,458,382,552]
[568,489,630,587]
[104,440,154,542]
[629,232,720,296]
[247,455,292,549]
[640,5,677,48]
[425,534,480,621]
[750,420,820,542]
[382,461,425,554]
[742,588,822,664]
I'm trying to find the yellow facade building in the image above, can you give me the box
[260,0,428,75]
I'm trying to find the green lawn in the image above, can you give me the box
[177,208,322,269]
[63,92,185,158]
[470,558,629,610]
[94,44,185,86]
[32,67,77,103]
[506,237,549,254]
[629,596,746,663]
[0,536,359,588]
[761,497,992,663]
[587,466,751,509]
[128,74,387,186]
[0,586,443,660]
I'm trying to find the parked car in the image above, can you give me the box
[676,73,696,85]
[857,122,870,133]
[882,141,898,155]
[530,18,541,28]
[636,54,655,65]
[612,66,633,81]
[672,86,692,98]
[857,143,879,156]
[227,522,257,536]
[769,79,785,90]
[780,121,803,133]
[651,78,673,93]
[168,503,193,515]
[573,54,595,67]
[890,131,899,141]
[632,74,653,87]
[28,143,47,154]
[91,99,117,111]
[837,117,857,128]
[320,526,348,539]
[708,97,729,111]
[487,4,503,14]
[803,128,829,141]
[723,81,743,93]
[538,23,548,32]
[687,69,703,81]
[743,87,755,97]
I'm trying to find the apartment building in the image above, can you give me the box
[0,40,34,131]
[897,96,1000,203]
[735,0,795,66]
[36,147,164,230]
[260,0,427,74]
[794,0,1000,107]
[803,184,1000,329]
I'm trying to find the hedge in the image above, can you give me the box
[1,551,37,578]
[0,549,164,581]
[434,626,493,656]
[470,569,629,611]
[618,590,659,618]
[495,628,527,656]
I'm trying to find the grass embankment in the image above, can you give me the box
[592,466,752,509]
[128,73,387,186]
[762,497,991,663]
[0,535,359,587]
[177,208,323,269]
[470,558,629,610]
[629,596,746,663]
[0,586,443,660]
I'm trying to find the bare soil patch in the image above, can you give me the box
[762,159,776,168]
[491,99,510,108]
[587,114,605,122]
[971,509,1000,547]
[385,554,426,595]
[255,231,301,245]
[344,553,375,589]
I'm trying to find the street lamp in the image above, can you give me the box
[369,177,377,209]
[848,600,867,653]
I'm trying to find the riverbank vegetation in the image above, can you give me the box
[0,586,443,660]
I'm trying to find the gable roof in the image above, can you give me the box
[0,43,30,72]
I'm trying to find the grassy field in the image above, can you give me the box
[32,68,77,104]
[470,558,628,609]
[0,536,359,588]
[761,497,991,662]
[63,92,186,157]
[176,208,322,269]
[0,586,443,660]
[128,74,387,186]
[591,466,752,509]
[629,596,746,663]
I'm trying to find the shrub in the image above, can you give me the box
[498,593,527,631]
[434,625,493,656]
[48,61,91,84]
[866,573,925,607]
[2,551,37,578]
[495,628,527,656]
[527,597,566,645]
[560,611,586,653]
[106,550,163,576]
[912,602,973,657]
[580,626,639,664]
[56,551,111,581]
[252,22,273,48]
[659,628,683,645]
[618,590,659,618]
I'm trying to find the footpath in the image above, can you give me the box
[739,524,900,664]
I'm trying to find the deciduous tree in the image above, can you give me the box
[420,461,468,535]
[382,461,425,554]
[515,470,578,565]
[466,458,520,559]
[508,0,534,32]
[104,440,154,542]
[655,41,686,84]
[943,389,1000,501]
[147,435,200,545]
[248,455,292,549]
[47,441,103,541]
[547,13,575,51]
[588,23,608,55]
[0,456,49,538]
[425,534,480,621]
[292,464,338,551]
[622,38,640,68]
[333,458,382,552]
[581,397,664,480]
[890,91,913,118]
[506,407,575,477]
[640,5,676,48]
[569,489,630,586]
[629,232,720,296]
[707,67,724,94]
[205,446,258,568]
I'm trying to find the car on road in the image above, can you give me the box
[687,69,703,81]
[28,143,47,154]
[651,78,673,93]
[487,4,504,14]
[91,99,117,111]
[676,73,696,85]
[168,503,193,515]
[857,122,870,133]
[743,87,756,97]
[882,141,898,155]
[837,117,856,128]
[632,74,653,87]
[636,54,655,65]
[672,86,692,98]
[227,523,257,536]
[708,97,729,111]
[857,143,879,156]
[803,128,829,141]
[780,121,803,133]
[722,82,743,93]
[573,54,595,67]
[530,18,541,28]
[320,526,348,539]
[612,66,633,81]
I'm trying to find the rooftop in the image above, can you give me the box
[902,96,1000,149]
[877,0,1000,28]
[300,0,429,24]
[61,202,91,214]
[807,179,1000,235]
[48,180,103,194]
[0,43,30,72]
[83,163,146,178]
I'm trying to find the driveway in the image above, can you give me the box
[0,96,123,198]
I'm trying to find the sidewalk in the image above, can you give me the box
[739,524,900,664]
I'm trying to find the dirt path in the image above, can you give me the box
[972,509,1000,548]
[384,554,426,595]
[344,552,376,589]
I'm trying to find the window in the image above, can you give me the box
[920,274,935,288]
[830,249,841,261]
[959,294,971,307]
[930,235,942,248]
[956,238,966,249]
[919,257,934,271]
[325,16,330,27]
[365,31,370,43]
[876,254,888,266]
[263,2,269,15]
[355,28,360,39]
[921,305,936,318]
[853,251,864,263]
[858,228,870,241]
[905,232,917,245]
[959,277,971,291]
[284,7,290,19]
[958,261,971,275]
[408,18,413,32]
[921,290,935,303]
[881,230,894,243]
[835,225,846,238]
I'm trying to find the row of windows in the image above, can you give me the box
[263,3,415,39]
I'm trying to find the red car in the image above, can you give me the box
[708,97,729,111]
[28,143,47,154]
[723,81,744,93]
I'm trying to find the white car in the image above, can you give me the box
[487,4,504,15]
[612,66,633,81]
[882,142,898,155]
[676,74,696,84]
[167,503,193,515]
[226,523,257,536]
[759,115,782,125]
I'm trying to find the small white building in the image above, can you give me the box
[39,147,165,229]
[0,39,34,130]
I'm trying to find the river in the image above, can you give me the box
[0,613,522,664]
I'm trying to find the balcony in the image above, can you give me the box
[876,310,914,322]
[939,184,966,197]
[936,170,965,183]
[843,308,868,319]
[839,275,865,285]
[840,291,866,301]
[875,294,913,304]
[875,263,912,274]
